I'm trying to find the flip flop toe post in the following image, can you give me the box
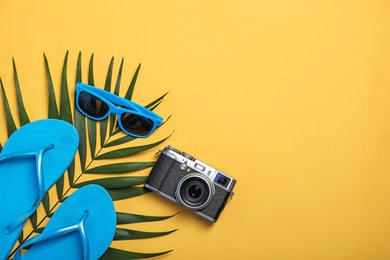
[0,119,79,259]
[14,184,116,260]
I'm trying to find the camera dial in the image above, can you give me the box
[181,151,194,160]
[167,145,181,154]
[175,173,215,211]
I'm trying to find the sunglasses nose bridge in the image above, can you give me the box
[109,106,122,116]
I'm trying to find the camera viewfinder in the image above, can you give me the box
[214,173,231,188]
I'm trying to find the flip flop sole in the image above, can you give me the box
[21,185,116,260]
[0,119,79,259]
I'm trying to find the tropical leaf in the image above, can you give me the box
[87,54,97,157]
[96,135,171,160]
[116,212,178,224]
[107,187,150,201]
[3,52,175,259]
[55,173,65,201]
[113,58,124,96]
[54,51,71,200]
[33,227,44,234]
[60,51,73,124]
[100,56,114,146]
[84,162,155,174]
[124,63,140,101]
[8,66,43,230]
[50,51,73,200]
[66,161,76,195]
[74,52,87,172]
[44,53,60,119]
[101,248,172,260]
[42,193,51,215]
[73,176,147,189]
[0,78,17,136]
[104,135,136,148]
[17,230,24,245]
[114,228,177,240]
[145,92,169,110]
[12,58,30,126]
[110,58,124,135]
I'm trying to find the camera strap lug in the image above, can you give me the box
[229,192,235,199]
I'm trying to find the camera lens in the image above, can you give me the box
[181,179,209,207]
[188,184,202,198]
[176,173,215,211]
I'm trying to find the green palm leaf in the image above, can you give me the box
[100,248,172,260]
[7,66,41,230]
[44,53,60,119]
[3,52,176,259]
[1,74,41,232]
[96,135,171,160]
[66,161,76,197]
[60,51,73,124]
[0,68,45,231]
[124,63,140,101]
[0,78,17,136]
[87,54,97,157]
[84,162,155,174]
[116,212,178,224]
[145,92,169,110]
[109,58,124,134]
[100,56,114,146]
[114,228,177,240]
[74,52,87,172]
[55,51,74,200]
[107,187,150,201]
[104,135,137,148]
[12,58,30,126]
[73,176,147,189]
[113,58,124,96]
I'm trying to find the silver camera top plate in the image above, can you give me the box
[160,146,235,192]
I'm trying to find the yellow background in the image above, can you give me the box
[1,0,390,259]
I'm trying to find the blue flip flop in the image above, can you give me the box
[0,119,79,259]
[13,184,117,260]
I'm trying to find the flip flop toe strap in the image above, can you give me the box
[0,144,54,235]
[13,211,90,260]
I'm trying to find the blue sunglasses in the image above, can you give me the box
[75,82,163,138]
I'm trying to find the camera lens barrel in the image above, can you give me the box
[175,173,215,211]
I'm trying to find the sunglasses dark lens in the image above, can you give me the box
[78,91,109,119]
[121,113,154,136]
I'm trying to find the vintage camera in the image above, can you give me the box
[145,145,236,222]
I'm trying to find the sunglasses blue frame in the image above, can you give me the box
[75,82,163,138]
